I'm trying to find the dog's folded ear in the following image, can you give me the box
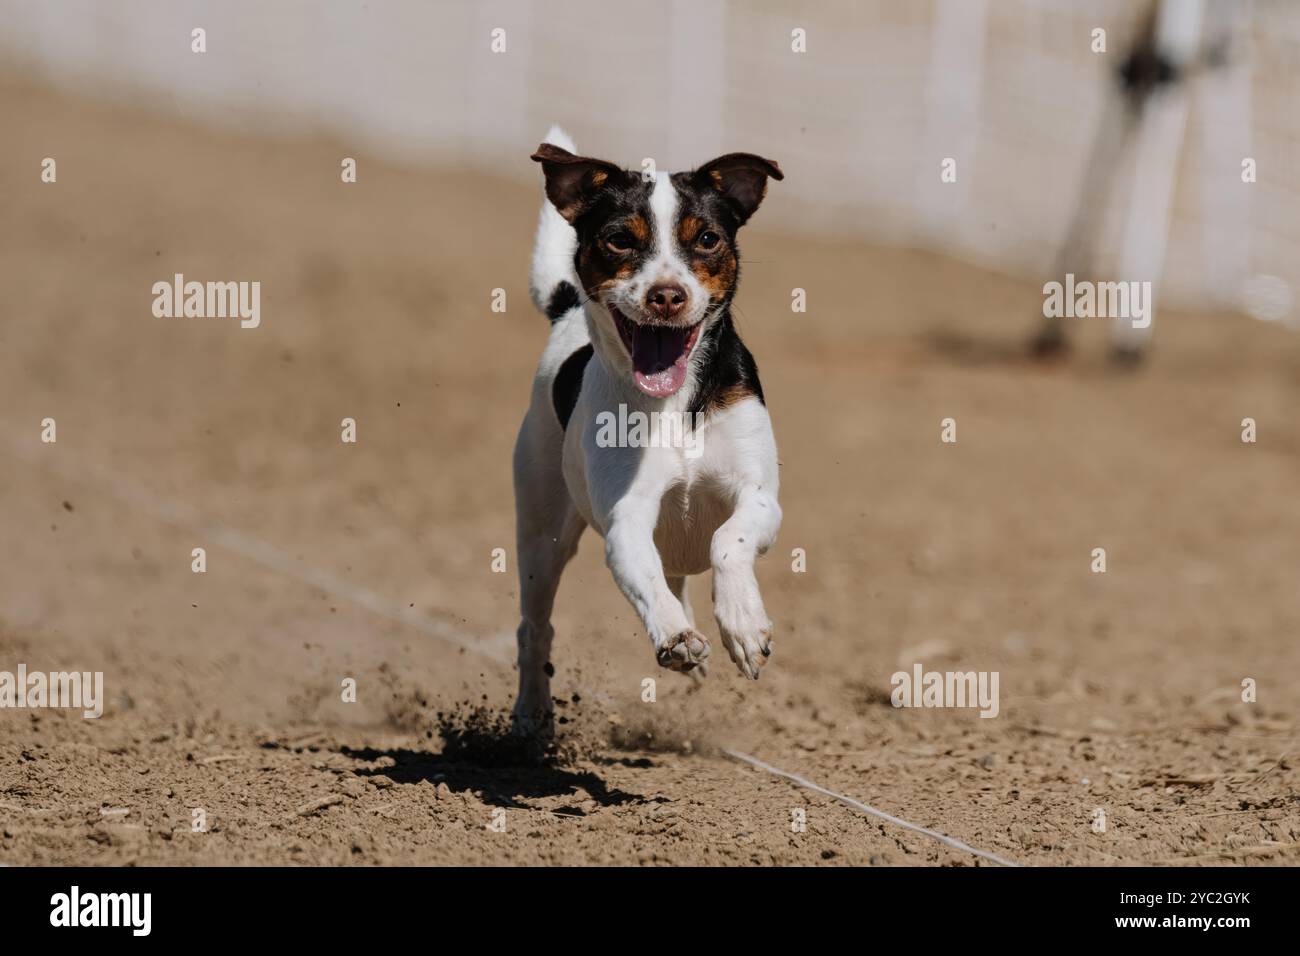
[693,153,784,227]
[531,143,630,224]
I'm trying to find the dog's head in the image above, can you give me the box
[532,144,782,399]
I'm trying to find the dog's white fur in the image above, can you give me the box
[512,128,781,734]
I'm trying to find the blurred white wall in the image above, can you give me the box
[2,0,1296,319]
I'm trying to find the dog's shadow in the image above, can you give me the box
[340,741,650,810]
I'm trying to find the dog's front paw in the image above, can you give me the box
[718,623,772,680]
[656,629,711,672]
[713,576,773,680]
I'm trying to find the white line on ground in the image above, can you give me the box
[3,439,512,663]
[723,748,1021,867]
[10,439,1020,866]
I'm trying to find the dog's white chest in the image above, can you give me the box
[562,382,775,577]
[651,466,733,576]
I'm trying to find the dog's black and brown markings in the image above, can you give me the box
[536,142,779,425]
[512,127,784,737]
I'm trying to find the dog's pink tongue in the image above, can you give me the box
[631,324,689,397]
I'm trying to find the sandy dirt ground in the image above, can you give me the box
[1,76,1298,866]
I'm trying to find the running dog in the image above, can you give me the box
[512,127,784,734]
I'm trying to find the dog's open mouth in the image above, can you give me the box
[611,309,702,398]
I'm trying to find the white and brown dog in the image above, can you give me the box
[512,127,783,735]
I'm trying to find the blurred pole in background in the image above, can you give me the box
[1110,0,1204,358]
[1031,0,1259,360]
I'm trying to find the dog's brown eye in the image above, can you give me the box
[605,232,635,253]
[696,230,721,251]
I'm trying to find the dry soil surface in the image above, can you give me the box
[1,77,1298,866]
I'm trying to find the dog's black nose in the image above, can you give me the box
[645,283,688,321]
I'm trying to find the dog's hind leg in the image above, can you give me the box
[511,411,585,737]
[512,505,584,737]
[512,510,583,737]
